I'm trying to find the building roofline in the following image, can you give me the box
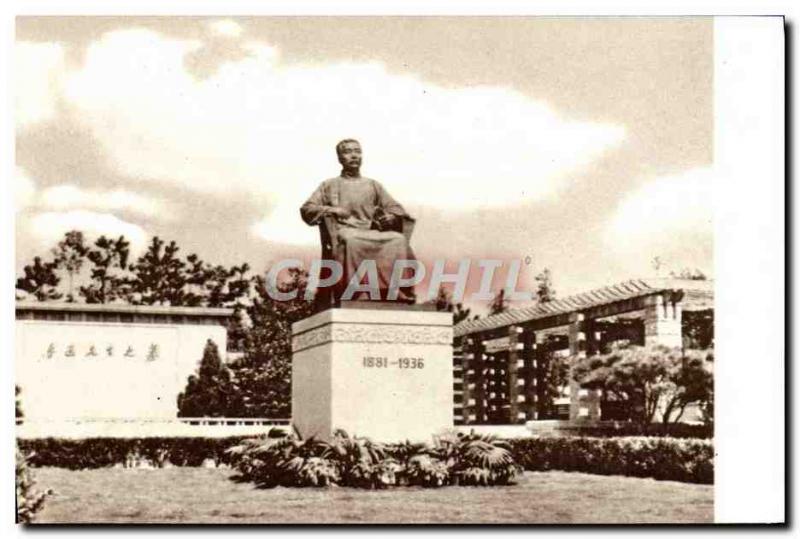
[15,301,234,318]
[454,278,713,338]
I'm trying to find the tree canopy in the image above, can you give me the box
[177,339,239,417]
[571,342,713,424]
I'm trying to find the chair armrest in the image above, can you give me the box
[400,215,415,243]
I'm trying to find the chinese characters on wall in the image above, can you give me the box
[41,342,161,362]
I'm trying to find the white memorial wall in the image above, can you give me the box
[15,303,231,435]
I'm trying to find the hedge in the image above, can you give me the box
[19,434,714,484]
[508,436,714,484]
[547,422,712,439]
[17,437,253,470]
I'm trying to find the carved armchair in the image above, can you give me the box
[315,214,416,310]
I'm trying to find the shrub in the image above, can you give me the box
[320,430,393,488]
[19,432,710,485]
[548,422,712,439]
[227,434,337,487]
[509,436,713,484]
[228,430,524,489]
[422,432,522,486]
[404,454,450,487]
[228,430,401,489]
[16,444,51,523]
[17,436,256,469]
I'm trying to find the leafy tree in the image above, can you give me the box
[535,267,556,303]
[489,289,507,315]
[51,230,89,302]
[177,339,238,417]
[228,268,314,417]
[16,256,62,301]
[670,267,708,280]
[683,309,714,350]
[701,380,714,428]
[80,235,132,304]
[128,237,187,306]
[571,342,714,424]
[538,349,570,419]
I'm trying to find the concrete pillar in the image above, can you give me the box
[452,338,466,425]
[568,312,601,421]
[520,328,538,421]
[533,333,548,420]
[507,326,527,424]
[461,337,475,425]
[473,339,487,424]
[643,294,683,348]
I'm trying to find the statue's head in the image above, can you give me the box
[336,139,362,172]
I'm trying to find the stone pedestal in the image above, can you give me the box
[291,306,454,442]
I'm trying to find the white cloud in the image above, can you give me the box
[208,19,244,38]
[54,28,623,245]
[29,210,148,254]
[16,41,65,128]
[251,205,317,246]
[606,167,713,275]
[15,166,36,212]
[40,184,168,218]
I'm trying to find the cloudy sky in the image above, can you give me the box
[15,17,713,304]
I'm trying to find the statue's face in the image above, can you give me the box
[337,141,362,170]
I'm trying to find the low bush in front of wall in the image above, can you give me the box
[549,422,713,439]
[17,435,261,470]
[19,431,713,485]
[508,436,713,484]
[227,430,522,489]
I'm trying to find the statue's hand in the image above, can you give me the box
[328,207,350,218]
[377,213,397,229]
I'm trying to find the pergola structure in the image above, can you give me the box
[452,279,714,425]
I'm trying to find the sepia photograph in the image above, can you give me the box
[10,13,785,526]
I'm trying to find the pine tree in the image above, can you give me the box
[16,256,62,301]
[453,303,476,324]
[128,237,187,305]
[177,339,238,417]
[51,230,88,302]
[430,284,477,324]
[429,284,453,312]
[489,288,507,315]
[80,235,132,304]
[228,268,313,418]
[535,268,556,303]
[195,262,251,308]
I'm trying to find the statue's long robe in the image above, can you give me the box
[300,175,413,294]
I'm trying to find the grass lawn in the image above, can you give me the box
[30,467,713,524]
